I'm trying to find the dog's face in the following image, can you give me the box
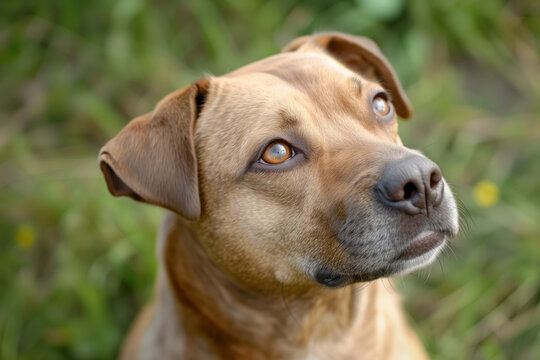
[100,33,459,293]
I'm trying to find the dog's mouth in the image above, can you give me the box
[395,231,445,261]
[313,230,450,288]
[314,270,350,288]
[387,230,449,277]
[314,269,389,288]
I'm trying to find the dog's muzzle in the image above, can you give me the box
[313,154,458,288]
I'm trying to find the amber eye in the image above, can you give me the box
[373,96,390,117]
[261,141,293,164]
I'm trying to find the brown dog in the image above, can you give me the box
[99,32,459,359]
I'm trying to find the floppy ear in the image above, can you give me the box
[98,79,209,220]
[282,32,412,119]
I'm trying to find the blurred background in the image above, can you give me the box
[1,0,539,359]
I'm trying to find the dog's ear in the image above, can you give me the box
[98,79,209,220]
[282,32,412,119]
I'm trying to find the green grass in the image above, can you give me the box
[1,0,539,359]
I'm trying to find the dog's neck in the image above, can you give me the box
[148,212,403,359]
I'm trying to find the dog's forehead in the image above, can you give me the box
[223,51,358,87]
[209,51,378,123]
[226,51,353,79]
[201,51,365,130]
[211,50,390,129]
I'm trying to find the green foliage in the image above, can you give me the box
[1,0,539,358]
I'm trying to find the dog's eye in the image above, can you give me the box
[260,141,293,164]
[373,95,390,117]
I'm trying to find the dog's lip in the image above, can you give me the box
[396,231,445,260]
[313,269,351,288]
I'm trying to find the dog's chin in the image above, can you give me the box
[313,231,449,288]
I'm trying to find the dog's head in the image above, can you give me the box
[99,33,459,292]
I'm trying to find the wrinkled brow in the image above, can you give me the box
[348,77,363,96]
[278,109,299,129]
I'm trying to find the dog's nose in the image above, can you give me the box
[376,156,444,215]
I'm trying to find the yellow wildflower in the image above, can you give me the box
[16,226,35,248]
[473,180,499,208]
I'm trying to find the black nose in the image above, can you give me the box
[376,156,444,215]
